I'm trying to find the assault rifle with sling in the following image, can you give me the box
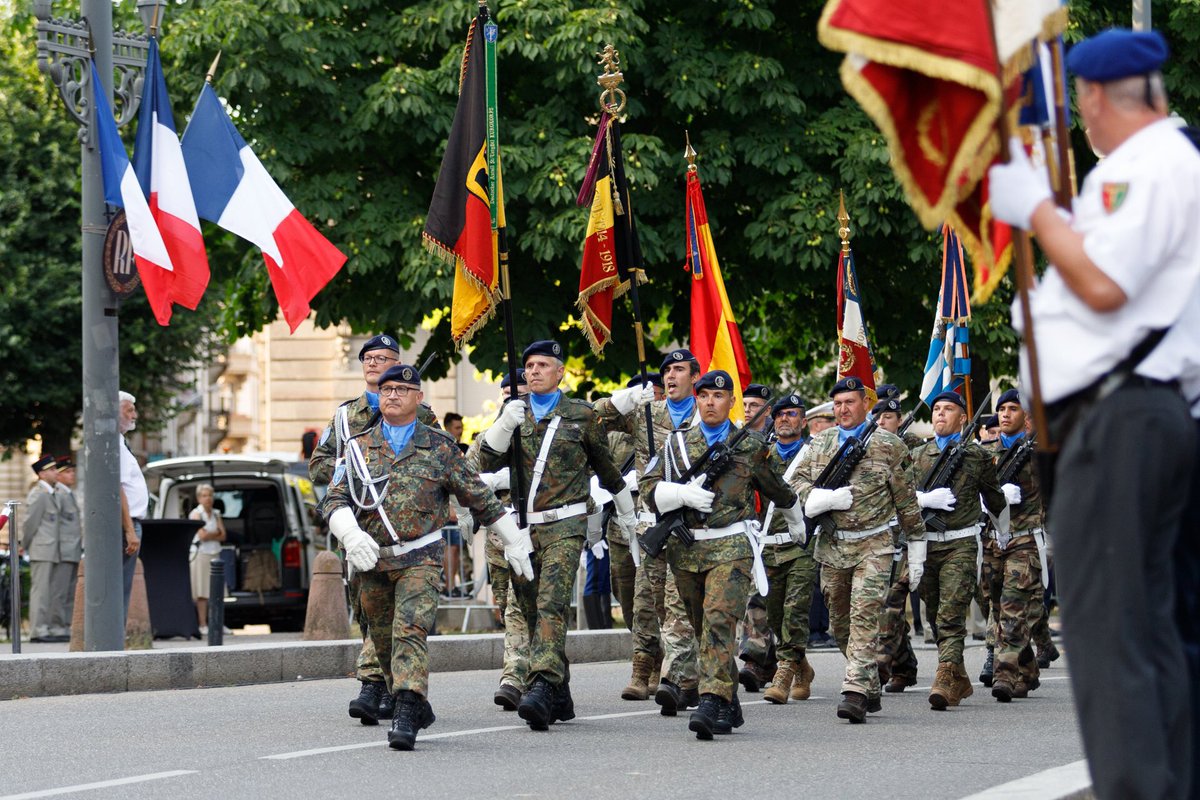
[917,392,992,533]
[997,431,1038,486]
[639,397,774,558]
[802,410,883,539]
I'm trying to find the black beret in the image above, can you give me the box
[930,391,967,411]
[660,348,699,371]
[358,334,400,361]
[378,364,421,387]
[873,398,902,415]
[996,389,1021,409]
[522,339,564,362]
[772,394,805,416]
[55,456,76,471]
[1067,28,1168,83]
[694,370,734,392]
[877,384,901,400]
[744,383,771,400]
[627,372,663,389]
[32,455,57,474]
[501,368,527,389]
[830,376,866,397]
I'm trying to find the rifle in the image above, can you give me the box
[997,431,1038,486]
[639,397,774,558]
[802,411,883,539]
[897,409,917,438]
[917,392,992,532]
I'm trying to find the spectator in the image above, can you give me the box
[443,412,468,454]
[52,457,83,640]
[24,455,66,642]
[188,483,227,633]
[119,391,148,619]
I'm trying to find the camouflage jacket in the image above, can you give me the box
[309,392,438,486]
[641,425,796,572]
[594,397,698,475]
[984,436,1045,547]
[760,444,811,568]
[325,421,504,571]
[909,439,1007,534]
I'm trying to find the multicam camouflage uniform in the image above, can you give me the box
[909,440,1006,667]
[795,427,923,699]
[480,395,626,687]
[325,421,504,698]
[641,426,796,701]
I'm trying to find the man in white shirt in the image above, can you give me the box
[119,391,149,618]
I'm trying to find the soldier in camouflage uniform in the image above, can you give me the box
[909,391,1006,711]
[594,350,701,710]
[479,340,637,731]
[641,370,803,739]
[794,377,923,723]
[981,389,1047,701]
[324,363,531,750]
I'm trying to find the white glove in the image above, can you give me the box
[916,487,957,511]
[1001,483,1022,505]
[804,486,853,517]
[779,500,808,546]
[482,468,510,492]
[622,471,639,494]
[483,399,527,453]
[611,485,638,539]
[653,475,715,514]
[987,138,1052,229]
[611,383,655,415]
[488,511,534,581]
[907,539,927,591]
[328,506,380,573]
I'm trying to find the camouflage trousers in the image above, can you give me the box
[358,564,441,698]
[608,540,637,631]
[510,534,584,687]
[875,558,920,682]
[672,558,752,701]
[490,559,530,689]
[349,571,385,683]
[764,551,818,664]
[920,538,979,665]
[738,593,775,669]
[821,550,891,697]
[982,541,1042,683]
[633,553,699,688]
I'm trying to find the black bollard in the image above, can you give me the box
[8,503,21,654]
[208,560,225,646]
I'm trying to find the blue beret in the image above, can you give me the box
[830,376,866,397]
[772,393,805,416]
[930,391,966,410]
[627,372,663,389]
[1066,28,1168,82]
[378,364,421,387]
[694,370,734,393]
[660,348,699,371]
[358,334,399,361]
[982,414,1000,429]
[877,384,900,400]
[873,397,902,415]
[744,383,771,400]
[32,455,57,474]
[500,368,526,389]
[997,389,1021,409]
[522,340,564,362]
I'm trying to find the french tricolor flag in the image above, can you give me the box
[91,60,175,325]
[181,84,346,332]
[132,38,209,311]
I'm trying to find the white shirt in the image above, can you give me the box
[189,506,223,554]
[120,438,149,519]
[1015,119,1200,403]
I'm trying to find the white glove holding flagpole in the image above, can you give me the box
[610,383,655,415]
[483,399,526,453]
[987,138,1052,229]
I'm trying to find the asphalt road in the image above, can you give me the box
[0,644,1083,800]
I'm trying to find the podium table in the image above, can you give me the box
[139,518,204,639]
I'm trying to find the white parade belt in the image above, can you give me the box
[758,531,797,547]
[924,523,982,543]
[378,530,444,559]
[523,502,590,525]
[637,512,657,525]
[990,526,1044,540]
[690,520,769,597]
[830,521,893,541]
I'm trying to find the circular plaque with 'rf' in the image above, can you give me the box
[103,209,141,297]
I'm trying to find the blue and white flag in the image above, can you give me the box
[920,226,971,406]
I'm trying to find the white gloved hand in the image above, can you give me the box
[804,486,853,517]
[653,475,715,514]
[611,383,655,415]
[987,138,1052,229]
[328,506,380,573]
[482,467,510,492]
[483,400,527,453]
[622,470,639,494]
[779,500,808,546]
[907,539,927,591]
[1001,483,1022,505]
[916,487,957,511]
[488,511,534,581]
[611,485,638,539]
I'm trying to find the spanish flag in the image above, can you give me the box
[423,12,502,346]
[685,166,751,422]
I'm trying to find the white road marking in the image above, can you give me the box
[906,675,1069,692]
[958,759,1090,799]
[0,770,198,800]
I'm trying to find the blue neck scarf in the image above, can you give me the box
[667,395,695,428]
[382,420,416,456]
[529,390,561,423]
[776,439,803,462]
[1000,430,1025,450]
[700,419,731,446]
[935,432,962,451]
[838,421,868,444]
[365,391,379,411]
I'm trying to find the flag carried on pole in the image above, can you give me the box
[132,37,209,311]
[90,60,176,326]
[180,84,347,333]
[835,193,879,404]
[685,156,751,422]
[920,225,972,405]
[423,11,503,347]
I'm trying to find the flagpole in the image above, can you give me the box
[1048,37,1076,209]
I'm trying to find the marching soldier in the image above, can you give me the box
[742,383,772,432]
[641,370,803,739]
[794,377,923,723]
[323,363,530,750]
[908,391,1006,710]
[478,340,638,731]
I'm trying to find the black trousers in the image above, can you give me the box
[1051,384,1193,800]
[1178,419,1200,800]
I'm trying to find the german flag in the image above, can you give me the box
[575,113,643,354]
[424,12,502,346]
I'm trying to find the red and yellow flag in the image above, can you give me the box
[685,167,751,422]
[835,239,880,406]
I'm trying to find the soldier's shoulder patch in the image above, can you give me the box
[318,426,332,447]
[1101,182,1129,214]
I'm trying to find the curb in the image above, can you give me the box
[0,629,632,700]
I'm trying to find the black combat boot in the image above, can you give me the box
[348,680,386,726]
[1037,641,1060,669]
[655,680,685,717]
[494,683,522,711]
[687,694,724,740]
[378,688,395,721]
[738,661,771,693]
[979,646,995,687]
[836,691,868,724]
[866,695,882,713]
[517,676,554,731]
[714,691,744,734]
[551,681,575,723]
[387,690,436,751]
